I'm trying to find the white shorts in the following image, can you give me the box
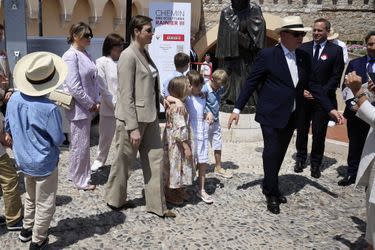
[191,120,209,164]
[208,120,222,151]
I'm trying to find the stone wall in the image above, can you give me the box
[201,0,375,42]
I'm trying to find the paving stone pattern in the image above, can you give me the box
[0,140,368,249]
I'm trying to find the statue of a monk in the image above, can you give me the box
[216,0,266,113]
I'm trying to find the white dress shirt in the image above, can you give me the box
[313,40,327,60]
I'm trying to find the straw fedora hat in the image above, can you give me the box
[13,52,67,97]
[327,28,339,40]
[275,16,312,33]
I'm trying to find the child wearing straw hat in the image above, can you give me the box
[5,51,67,249]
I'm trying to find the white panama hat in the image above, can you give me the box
[275,16,312,33]
[13,51,68,97]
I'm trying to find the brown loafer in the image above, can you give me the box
[162,210,176,218]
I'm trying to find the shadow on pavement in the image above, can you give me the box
[336,165,348,178]
[90,165,111,186]
[55,195,73,207]
[333,216,368,250]
[290,153,337,172]
[49,210,125,249]
[207,161,239,173]
[167,177,223,209]
[236,174,338,198]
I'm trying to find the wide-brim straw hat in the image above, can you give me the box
[327,28,339,40]
[275,16,312,33]
[13,51,68,96]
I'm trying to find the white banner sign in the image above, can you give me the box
[149,2,191,111]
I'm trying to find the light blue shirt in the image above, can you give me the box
[202,82,224,121]
[5,92,65,177]
[162,70,184,97]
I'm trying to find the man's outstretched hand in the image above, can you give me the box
[227,112,239,129]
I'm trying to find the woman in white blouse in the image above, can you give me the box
[91,33,125,172]
[346,71,375,249]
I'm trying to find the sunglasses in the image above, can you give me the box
[143,27,155,34]
[287,31,307,38]
[83,33,93,39]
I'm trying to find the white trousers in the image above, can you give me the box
[95,115,116,165]
[366,164,375,246]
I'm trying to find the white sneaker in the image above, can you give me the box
[215,167,233,179]
[197,190,214,204]
[91,160,103,172]
[328,121,336,127]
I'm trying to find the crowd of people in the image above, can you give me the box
[0,14,374,249]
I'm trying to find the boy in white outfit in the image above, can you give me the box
[203,69,232,178]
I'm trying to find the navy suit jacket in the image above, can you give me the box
[300,41,344,102]
[343,55,368,119]
[235,44,333,129]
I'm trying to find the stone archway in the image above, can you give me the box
[194,13,282,60]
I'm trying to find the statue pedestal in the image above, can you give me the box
[219,112,263,142]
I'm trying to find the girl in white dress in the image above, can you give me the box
[186,70,214,204]
[91,33,125,171]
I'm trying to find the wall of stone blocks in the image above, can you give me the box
[200,0,375,42]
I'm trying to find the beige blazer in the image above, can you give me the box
[355,100,375,204]
[115,44,160,130]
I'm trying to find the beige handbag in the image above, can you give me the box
[48,89,74,110]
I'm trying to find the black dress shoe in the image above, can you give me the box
[278,195,287,204]
[338,175,356,186]
[107,201,136,211]
[266,196,280,214]
[294,161,305,173]
[311,166,321,179]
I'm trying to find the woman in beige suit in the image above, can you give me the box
[105,15,175,217]
[346,71,375,249]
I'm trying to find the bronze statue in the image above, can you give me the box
[216,0,266,112]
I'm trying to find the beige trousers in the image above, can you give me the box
[366,164,375,246]
[0,153,22,226]
[105,119,167,216]
[23,168,58,244]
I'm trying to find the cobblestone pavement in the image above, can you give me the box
[0,138,368,249]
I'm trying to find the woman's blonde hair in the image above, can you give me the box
[212,69,228,85]
[168,76,190,100]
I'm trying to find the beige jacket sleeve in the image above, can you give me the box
[116,49,138,131]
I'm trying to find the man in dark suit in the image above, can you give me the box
[228,16,343,214]
[338,30,375,186]
[295,18,345,178]
[190,34,199,71]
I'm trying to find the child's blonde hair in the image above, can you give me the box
[212,69,228,86]
[168,76,190,100]
[186,70,204,87]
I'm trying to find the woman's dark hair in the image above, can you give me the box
[67,22,93,44]
[129,15,153,39]
[102,33,125,56]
